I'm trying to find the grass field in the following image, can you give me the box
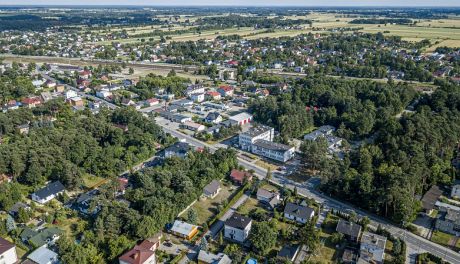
[431,230,455,247]
[81,174,106,189]
[184,182,236,225]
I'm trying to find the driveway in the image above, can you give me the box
[208,192,250,238]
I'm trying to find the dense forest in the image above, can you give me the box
[0,102,167,190]
[56,148,238,263]
[249,76,417,141]
[312,80,460,224]
[349,18,413,25]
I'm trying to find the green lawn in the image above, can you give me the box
[81,174,106,189]
[431,230,454,247]
[183,182,236,225]
[237,197,260,216]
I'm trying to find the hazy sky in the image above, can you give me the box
[1,0,459,6]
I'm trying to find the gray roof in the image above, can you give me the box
[336,219,362,238]
[206,112,222,121]
[198,250,232,264]
[9,202,30,215]
[360,231,387,249]
[241,125,273,138]
[27,247,58,264]
[225,213,252,230]
[253,139,293,152]
[204,180,221,195]
[32,181,65,200]
[278,244,299,260]
[284,202,314,219]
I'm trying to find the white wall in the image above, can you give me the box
[0,247,18,264]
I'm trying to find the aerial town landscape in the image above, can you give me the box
[0,2,460,264]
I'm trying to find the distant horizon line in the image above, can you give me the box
[0,5,460,8]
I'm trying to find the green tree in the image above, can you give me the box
[249,221,277,255]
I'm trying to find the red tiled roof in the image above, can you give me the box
[206,91,220,97]
[230,169,252,183]
[219,86,234,92]
[118,245,154,264]
[22,97,41,105]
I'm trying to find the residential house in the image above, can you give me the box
[204,112,223,124]
[278,244,300,262]
[256,188,280,210]
[67,96,84,107]
[31,181,65,204]
[27,247,58,264]
[198,250,232,264]
[190,93,205,103]
[65,90,78,99]
[16,124,30,135]
[45,80,56,89]
[55,85,65,93]
[171,99,193,108]
[435,201,460,235]
[41,92,53,102]
[96,90,112,100]
[164,142,192,159]
[283,202,315,224]
[22,96,42,108]
[170,220,199,240]
[358,232,387,264]
[121,98,136,107]
[224,213,252,243]
[21,227,63,248]
[238,125,274,151]
[251,140,295,163]
[145,98,159,107]
[0,237,18,264]
[9,202,31,218]
[202,102,229,111]
[119,240,157,264]
[180,121,205,132]
[185,84,205,97]
[421,185,443,214]
[217,86,234,97]
[74,192,100,215]
[229,169,253,185]
[205,91,221,101]
[203,180,221,199]
[229,112,253,126]
[336,219,362,242]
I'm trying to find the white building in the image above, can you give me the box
[251,140,295,163]
[452,184,460,198]
[190,93,205,103]
[65,90,78,99]
[0,237,18,264]
[27,247,59,264]
[359,232,387,264]
[224,213,252,243]
[284,203,315,224]
[96,90,112,99]
[238,125,274,151]
[31,181,65,204]
[229,112,253,126]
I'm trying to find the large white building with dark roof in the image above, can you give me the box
[224,213,252,243]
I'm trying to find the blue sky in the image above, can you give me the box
[1,0,459,6]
